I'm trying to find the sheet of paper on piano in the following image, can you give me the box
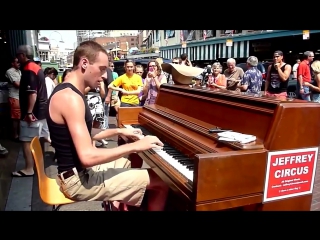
[217,131,256,144]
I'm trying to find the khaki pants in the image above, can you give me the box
[57,158,150,207]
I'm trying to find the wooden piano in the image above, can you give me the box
[117,84,320,211]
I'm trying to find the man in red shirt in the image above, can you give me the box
[297,51,314,101]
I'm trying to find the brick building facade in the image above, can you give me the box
[92,36,138,51]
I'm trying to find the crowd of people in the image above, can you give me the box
[192,50,319,104]
[1,40,319,211]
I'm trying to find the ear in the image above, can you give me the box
[81,58,89,70]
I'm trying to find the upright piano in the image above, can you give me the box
[117,84,320,211]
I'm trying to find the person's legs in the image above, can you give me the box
[8,97,20,140]
[58,156,169,211]
[120,102,139,107]
[12,119,45,177]
[40,120,51,143]
[103,103,109,129]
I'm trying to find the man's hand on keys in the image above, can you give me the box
[133,135,164,152]
[119,128,143,138]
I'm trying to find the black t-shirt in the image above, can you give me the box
[19,60,47,120]
[103,68,114,102]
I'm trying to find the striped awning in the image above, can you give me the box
[160,40,249,61]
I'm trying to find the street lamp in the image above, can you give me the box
[49,30,64,44]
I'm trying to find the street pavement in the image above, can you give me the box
[1,116,320,211]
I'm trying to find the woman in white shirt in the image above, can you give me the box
[45,67,58,98]
[42,67,58,143]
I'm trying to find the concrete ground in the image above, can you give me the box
[1,116,320,211]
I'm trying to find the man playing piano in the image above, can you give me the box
[46,41,168,211]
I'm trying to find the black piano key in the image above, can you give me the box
[175,157,190,160]
[178,160,193,165]
[167,153,185,158]
[187,166,194,170]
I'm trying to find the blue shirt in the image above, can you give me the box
[112,72,119,80]
[111,72,119,96]
[241,67,263,94]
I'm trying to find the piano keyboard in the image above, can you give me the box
[123,124,194,182]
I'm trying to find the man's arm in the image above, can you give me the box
[277,64,292,81]
[108,76,123,91]
[264,65,272,92]
[105,68,114,103]
[91,128,120,140]
[238,68,244,81]
[59,90,139,167]
[297,64,305,91]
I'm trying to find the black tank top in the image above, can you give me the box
[46,83,93,173]
[267,64,289,94]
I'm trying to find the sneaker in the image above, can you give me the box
[101,139,108,145]
[0,147,8,157]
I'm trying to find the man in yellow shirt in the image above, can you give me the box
[108,60,143,106]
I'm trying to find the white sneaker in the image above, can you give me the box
[101,139,108,145]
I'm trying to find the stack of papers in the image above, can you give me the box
[217,131,256,144]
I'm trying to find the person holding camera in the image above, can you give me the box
[180,53,192,66]
[143,61,167,106]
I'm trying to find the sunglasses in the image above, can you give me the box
[110,66,114,67]
[172,62,179,64]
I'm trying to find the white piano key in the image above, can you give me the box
[123,124,134,129]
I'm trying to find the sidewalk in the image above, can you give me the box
[1,116,320,211]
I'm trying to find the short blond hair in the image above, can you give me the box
[311,60,320,74]
[211,62,222,73]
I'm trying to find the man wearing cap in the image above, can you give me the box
[12,45,47,177]
[237,56,263,94]
[33,57,42,67]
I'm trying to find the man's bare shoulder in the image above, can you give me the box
[51,87,84,111]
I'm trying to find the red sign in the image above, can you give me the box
[263,147,318,203]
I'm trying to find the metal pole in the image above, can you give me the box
[114,37,117,58]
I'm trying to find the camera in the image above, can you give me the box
[201,65,212,85]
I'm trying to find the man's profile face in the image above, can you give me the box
[308,52,315,63]
[85,52,109,89]
[16,53,24,64]
[12,58,20,69]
